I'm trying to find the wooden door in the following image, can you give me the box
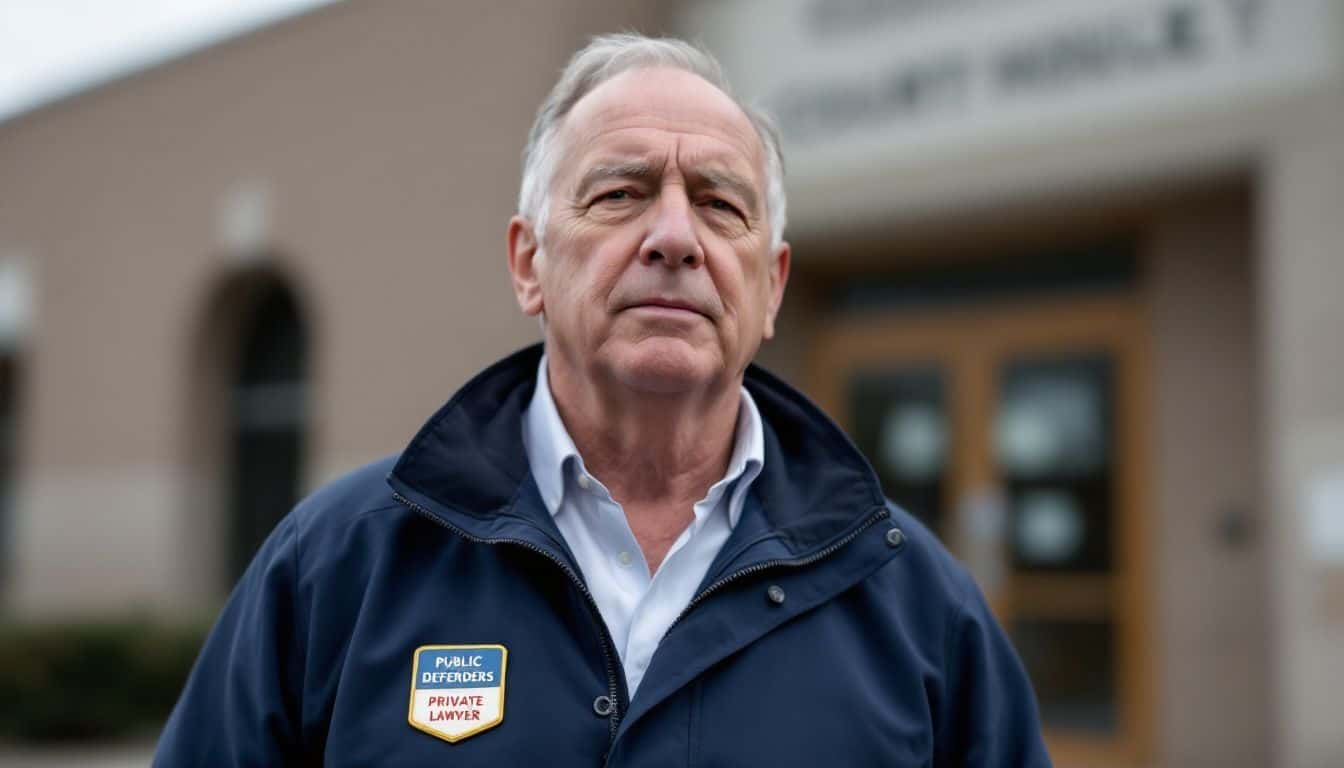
[812,296,1153,767]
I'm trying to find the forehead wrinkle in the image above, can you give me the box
[579,110,761,163]
[564,95,763,170]
[558,112,766,212]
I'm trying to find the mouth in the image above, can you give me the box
[624,298,710,319]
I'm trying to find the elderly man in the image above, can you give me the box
[157,34,1050,767]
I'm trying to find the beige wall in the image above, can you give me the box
[0,0,664,614]
[1147,185,1269,768]
[1261,94,1344,768]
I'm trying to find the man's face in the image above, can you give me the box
[509,67,789,396]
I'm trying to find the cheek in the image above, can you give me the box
[716,256,760,311]
[726,263,775,337]
[541,239,624,312]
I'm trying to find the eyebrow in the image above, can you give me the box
[690,167,760,216]
[573,161,657,201]
[572,160,761,215]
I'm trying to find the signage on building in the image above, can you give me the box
[684,0,1340,185]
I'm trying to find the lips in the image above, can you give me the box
[625,297,710,318]
[637,298,702,313]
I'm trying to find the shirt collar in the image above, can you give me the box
[522,354,763,528]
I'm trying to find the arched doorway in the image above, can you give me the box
[0,257,30,597]
[188,267,311,590]
[226,280,308,581]
[0,355,16,591]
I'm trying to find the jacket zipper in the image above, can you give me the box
[392,491,625,741]
[666,506,890,634]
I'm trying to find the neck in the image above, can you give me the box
[545,355,740,508]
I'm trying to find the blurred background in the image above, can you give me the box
[1,0,1342,765]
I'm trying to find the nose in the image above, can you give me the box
[638,191,704,269]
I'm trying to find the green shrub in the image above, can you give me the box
[0,619,207,743]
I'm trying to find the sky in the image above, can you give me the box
[0,0,339,123]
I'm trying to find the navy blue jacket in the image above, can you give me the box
[156,344,1050,766]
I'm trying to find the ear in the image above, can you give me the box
[507,215,545,316]
[762,241,791,340]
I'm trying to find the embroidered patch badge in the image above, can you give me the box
[407,645,507,743]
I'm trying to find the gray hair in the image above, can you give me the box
[518,33,787,250]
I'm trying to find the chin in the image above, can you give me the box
[607,338,720,395]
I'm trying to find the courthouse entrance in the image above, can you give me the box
[812,290,1152,767]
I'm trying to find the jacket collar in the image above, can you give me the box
[524,352,764,530]
[388,343,886,561]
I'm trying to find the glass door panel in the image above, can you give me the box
[998,355,1113,572]
[847,366,948,538]
[997,353,1118,732]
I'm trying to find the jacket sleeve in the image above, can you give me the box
[935,572,1053,767]
[154,514,307,766]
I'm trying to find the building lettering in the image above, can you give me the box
[772,0,1268,144]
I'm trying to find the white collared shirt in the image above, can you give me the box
[521,356,764,698]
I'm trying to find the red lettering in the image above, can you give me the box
[428,708,483,722]
[441,694,485,707]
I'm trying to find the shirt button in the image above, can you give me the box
[592,695,615,717]
[766,585,786,605]
[617,551,633,567]
[577,475,591,490]
[885,527,907,549]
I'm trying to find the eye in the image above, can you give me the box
[705,198,743,217]
[593,189,634,204]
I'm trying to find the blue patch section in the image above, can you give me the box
[415,648,504,690]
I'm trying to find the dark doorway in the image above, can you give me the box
[0,356,15,590]
[227,282,307,582]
